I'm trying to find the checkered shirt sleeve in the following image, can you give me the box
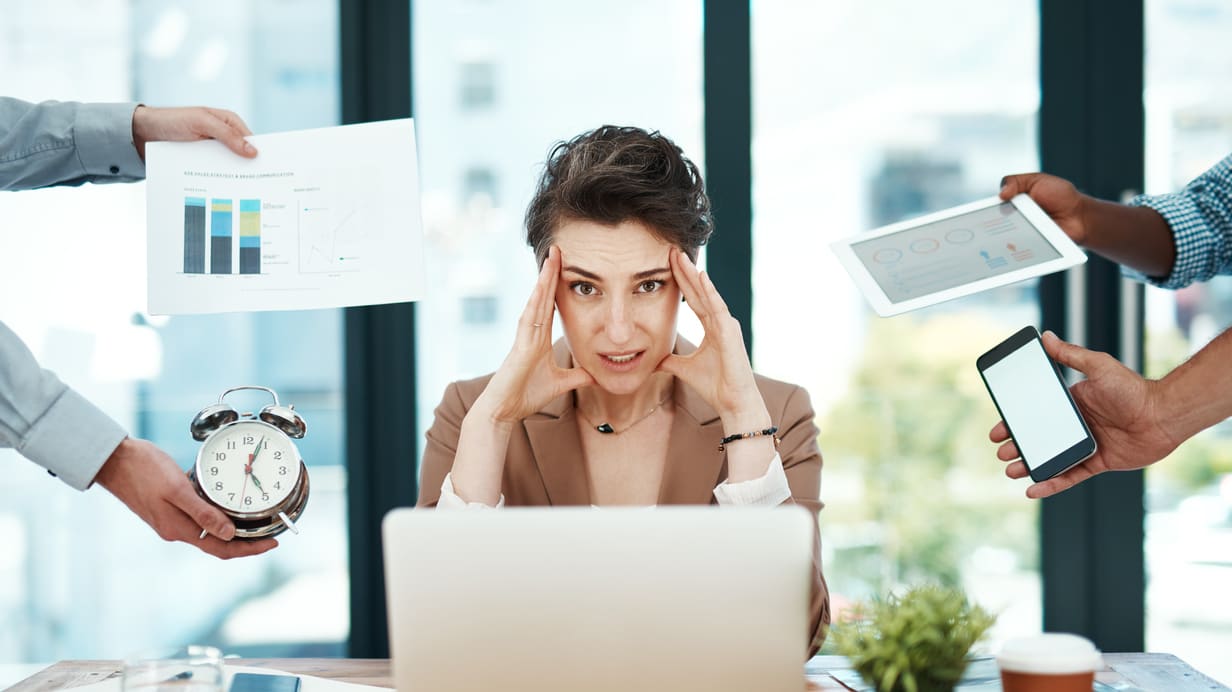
[1126,152,1232,289]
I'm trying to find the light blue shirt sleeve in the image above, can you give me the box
[0,97,145,190]
[1,97,142,488]
[1126,152,1232,289]
[0,320,128,490]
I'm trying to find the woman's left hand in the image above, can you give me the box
[657,249,770,427]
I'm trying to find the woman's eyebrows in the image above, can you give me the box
[561,265,670,281]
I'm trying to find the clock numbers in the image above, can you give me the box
[199,421,299,513]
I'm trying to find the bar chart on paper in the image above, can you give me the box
[180,189,367,277]
[148,119,424,314]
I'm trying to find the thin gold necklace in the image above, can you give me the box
[576,391,672,435]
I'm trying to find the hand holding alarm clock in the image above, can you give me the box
[188,385,310,539]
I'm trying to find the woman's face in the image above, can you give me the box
[553,219,682,396]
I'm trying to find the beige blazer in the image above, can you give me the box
[418,337,831,653]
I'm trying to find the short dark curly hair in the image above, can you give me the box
[524,125,713,265]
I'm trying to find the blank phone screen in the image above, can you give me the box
[981,338,1087,469]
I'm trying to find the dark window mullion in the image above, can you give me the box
[341,0,415,659]
[1039,0,1145,653]
[703,1,753,355]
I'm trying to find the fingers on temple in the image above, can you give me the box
[517,247,556,343]
[672,249,707,317]
[540,246,561,329]
[698,269,730,317]
[515,261,547,340]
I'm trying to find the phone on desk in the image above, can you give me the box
[977,326,1097,482]
[230,673,301,692]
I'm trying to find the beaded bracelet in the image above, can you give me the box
[717,426,779,452]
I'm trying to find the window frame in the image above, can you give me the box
[340,0,1149,655]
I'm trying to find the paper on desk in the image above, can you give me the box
[63,664,391,692]
[145,119,425,315]
[823,656,1131,692]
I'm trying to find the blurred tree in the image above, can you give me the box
[818,314,1036,595]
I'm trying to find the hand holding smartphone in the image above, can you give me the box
[977,326,1097,482]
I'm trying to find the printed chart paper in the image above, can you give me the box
[146,119,424,314]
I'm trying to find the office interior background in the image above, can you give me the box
[1,0,1231,682]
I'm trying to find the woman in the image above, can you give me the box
[418,125,830,652]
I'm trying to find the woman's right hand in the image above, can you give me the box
[999,172,1091,246]
[474,246,595,424]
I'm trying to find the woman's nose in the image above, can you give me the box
[605,298,632,344]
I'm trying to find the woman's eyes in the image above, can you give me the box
[568,280,665,296]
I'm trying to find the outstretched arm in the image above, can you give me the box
[990,329,1232,498]
[1000,173,1175,278]
[95,438,277,559]
[0,97,256,190]
[0,320,271,557]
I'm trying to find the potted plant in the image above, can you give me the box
[831,584,996,692]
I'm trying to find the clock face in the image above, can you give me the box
[196,420,300,514]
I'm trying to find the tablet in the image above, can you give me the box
[830,194,1087,316]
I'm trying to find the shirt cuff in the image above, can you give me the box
[437,472,505,509]
[1126,191,1215,289]
[72,102,146,181]
[21,387,128,491]
[713,453,792,506]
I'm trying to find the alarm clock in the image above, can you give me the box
[188,385,310,539]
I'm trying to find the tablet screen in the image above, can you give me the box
[850,201,1062,304]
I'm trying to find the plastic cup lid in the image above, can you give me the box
[996,633,1103,674]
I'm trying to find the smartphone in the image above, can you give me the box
[230,673,301,692]
[976,325,1097,482]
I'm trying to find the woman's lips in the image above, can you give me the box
[598,351,644,372]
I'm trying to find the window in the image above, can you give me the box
[459,61,497,110]
[462,295,499,325]
[1143,0,1232,682]
[462,166,498,206]
[413,0,704,455]
[0,0,344,661]
[752,0,1042,645]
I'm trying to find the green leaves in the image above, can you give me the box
[831,585,996,692]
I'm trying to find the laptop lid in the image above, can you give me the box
[382,506,814,692]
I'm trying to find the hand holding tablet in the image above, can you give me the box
[831,194,1087,316]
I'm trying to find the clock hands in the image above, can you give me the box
[246,436,268,496]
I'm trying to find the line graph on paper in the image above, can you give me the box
[297,176,371,274]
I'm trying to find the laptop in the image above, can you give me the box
[381,506,815,692]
